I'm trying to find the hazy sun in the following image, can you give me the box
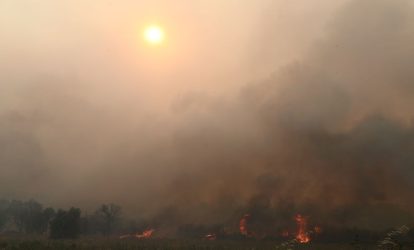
[144,25,165,45]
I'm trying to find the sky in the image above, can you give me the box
[1,0,414,229]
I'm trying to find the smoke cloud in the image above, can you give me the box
[1,0,414,231]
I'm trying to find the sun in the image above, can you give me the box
[144,25,165,45]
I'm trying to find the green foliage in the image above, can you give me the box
[49,208,81,239]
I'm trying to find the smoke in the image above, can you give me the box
[153,0,414,229]
[1,0,414,231]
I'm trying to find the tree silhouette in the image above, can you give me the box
[0,199,10,231]
[94,203,121,236]
[7,200,52,234]
[49,208,81,239]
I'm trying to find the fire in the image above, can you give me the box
[136,229,155,239]
[239,214,252,237]
[119,229,155,240]
[295,214,310,243]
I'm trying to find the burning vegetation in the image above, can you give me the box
[118,212,322,242]
[237,213,319,243]
[295,214,310,243]
[239,214,253,237]
[2,0,414,248]
[1,198,413,246]
[137,229,155,239]
[120,229,155,240]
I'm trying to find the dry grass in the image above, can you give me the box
[0,238,379,250]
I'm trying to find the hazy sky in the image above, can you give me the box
[2,0,414,229]
[1,0,345,102]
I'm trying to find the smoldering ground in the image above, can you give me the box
[1,0,414,232]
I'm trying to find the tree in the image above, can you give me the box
[40,207,55,234]
[20,200,44,234]
[7,200,53,234]
[8,200,25,232]
[95,203,121,236]
[49,208,81,239]
[0,199,10,231]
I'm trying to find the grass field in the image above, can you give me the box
[0,238,382,250]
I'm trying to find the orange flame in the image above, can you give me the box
[295,214,310,243]
[136,229,155,239]
[239,214,252,237]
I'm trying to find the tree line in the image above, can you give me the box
[0,199,122,239]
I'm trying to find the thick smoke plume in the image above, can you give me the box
[1,0,414,232]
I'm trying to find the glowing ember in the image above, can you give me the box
[239,214,252,237]
[136,229,155,239]
[205,233,217,240]
[295,214,310,243]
